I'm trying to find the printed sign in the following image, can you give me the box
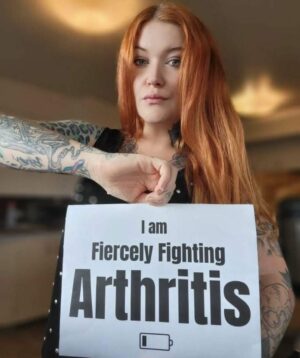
[59,204,261,357]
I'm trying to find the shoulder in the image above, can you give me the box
[256,217,279,246]
[255,216,287,275]
[93,127,125,152]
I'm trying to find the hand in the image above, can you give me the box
[89,152,178,205]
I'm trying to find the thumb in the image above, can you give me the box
[150,159,173,194]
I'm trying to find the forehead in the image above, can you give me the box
[135,20,184,53]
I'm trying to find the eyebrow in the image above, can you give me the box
[134,46,183,53]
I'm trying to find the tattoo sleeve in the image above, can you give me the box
[38,119,104,146]
[257,219,295,357]
[0,114,100,178]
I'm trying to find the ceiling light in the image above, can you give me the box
[41,0,144,34]
[232,74,293,118]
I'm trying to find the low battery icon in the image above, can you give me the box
[139,332,173,351]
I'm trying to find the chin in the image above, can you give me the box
[139,112,175,125]
[140,113,169,122]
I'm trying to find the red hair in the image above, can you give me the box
[116,1,273,224]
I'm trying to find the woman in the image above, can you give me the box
[0,2,295,357]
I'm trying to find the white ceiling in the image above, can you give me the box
[0,0,299,123]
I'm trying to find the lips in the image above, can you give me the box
[143,94,167,100]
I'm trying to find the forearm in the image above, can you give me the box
[257,218,296,357]
[0,114,177,204]
[0,114,102,178]
[260,271,295,357]
[38,119,104,146]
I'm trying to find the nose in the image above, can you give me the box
[146,62,165,87]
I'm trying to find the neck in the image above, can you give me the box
[141,121,179,147]
[142,124,171,145]
[132,122,178,161]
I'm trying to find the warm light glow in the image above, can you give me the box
[41,0,143,34]
[232,74,292,118]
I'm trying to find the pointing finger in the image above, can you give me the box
[151,160,174,194]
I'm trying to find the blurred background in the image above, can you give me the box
[0,0,299,357]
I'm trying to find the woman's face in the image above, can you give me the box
[132,20,183,128]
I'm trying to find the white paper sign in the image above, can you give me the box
[59,204,261,358]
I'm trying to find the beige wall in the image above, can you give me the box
[0,77,119,197]
[0,77,119,125]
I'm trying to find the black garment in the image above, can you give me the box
[289,352,300,358]
[41,128,191,357]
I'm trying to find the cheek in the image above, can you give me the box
[171,76,179,92]
[133,78,141,102]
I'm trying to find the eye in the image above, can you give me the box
[168,57,181,67]
[133,58,147,66]
[133,57,181,68]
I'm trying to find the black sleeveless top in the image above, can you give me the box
[41,128,191,357]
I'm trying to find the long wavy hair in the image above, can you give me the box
[116,1,273,224]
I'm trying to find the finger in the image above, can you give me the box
[134,191,164,205]
[145,190,173,206]
[146,197,166,206]
[134,192,150,203]
[144,174,160,192]
[151,160,172,194]
[148,201,165,207]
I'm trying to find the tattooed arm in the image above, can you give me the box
[37,119,104,146]
[257,219,295,357]
[0,114,102,178]
[0,114,177,204]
